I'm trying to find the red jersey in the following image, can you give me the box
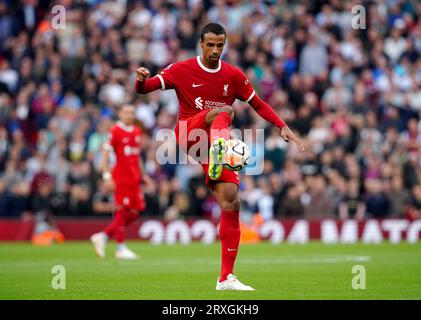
[135,55,287,189]
[104,121,142,186]
[156,56,255,121]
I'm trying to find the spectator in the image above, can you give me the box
[255,177,274,221]
[387,175,411,218]
[87,117,111,169]
[0,126,10,170]
[339,179,366,220]
[384,27,407,64]
[67,161,94,215]
[92,180,113,215]
[364,178,391,218]
[31,178,54,214]
[305,175,335,218]
[164,191,190,221]
[308,117,330,154]
[0,177,7,214]
[403,152,421,189]
[400,118,421,152]
[299,28,328,77]
[321,79,352,111]
[277,183,305,218]
[407,184,421,220]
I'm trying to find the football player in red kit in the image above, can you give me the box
[90,104,150,260]
[136,23,304,289]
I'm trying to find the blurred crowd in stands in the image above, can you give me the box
[1,0,421,221]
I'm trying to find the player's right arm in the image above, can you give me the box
[135,64,178,94]
[101,130,116,191]
[135,67,160,93]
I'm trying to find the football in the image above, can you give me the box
[222,139,251,171]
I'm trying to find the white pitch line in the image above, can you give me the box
[239,255,371,265]
[114,255,371,267]
[0,255,371,270]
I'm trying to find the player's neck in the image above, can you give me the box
[200,55,219,70]
[117,121,134,132]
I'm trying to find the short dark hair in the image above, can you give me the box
[118,104,135,112]
[200,23,226,42]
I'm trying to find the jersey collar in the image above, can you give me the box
[117,121,134,132]
[196,56,221,73]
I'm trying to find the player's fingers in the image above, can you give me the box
[138,73,150,82]
[297,141,305,152]
[141,68,150,75]
[136,68,149,78]
[288,135,302,150]
[137,74,146,81]
[136,71,146,78]
[280,132,288,142]
[137,70,147,77]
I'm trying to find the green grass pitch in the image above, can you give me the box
[1,241,420,299]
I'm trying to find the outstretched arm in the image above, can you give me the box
[248,94,305,152]
[135,67,163,94]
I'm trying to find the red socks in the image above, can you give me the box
[104,209,125,240]
[104,209,138,244]
[124,212,139,226]
[219,210,241,282]
[211,112,238,281]
[210,111,232,143]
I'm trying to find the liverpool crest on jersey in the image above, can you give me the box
[223,84,229,96]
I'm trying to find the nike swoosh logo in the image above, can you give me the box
[192,83,204,87]
[227,248,237,252]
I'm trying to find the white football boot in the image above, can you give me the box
[216,273,255,291]
[90,232,107,258]
[115,246,139,260]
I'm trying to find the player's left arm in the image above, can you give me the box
[235,69,304,152]
[249,95,304,151]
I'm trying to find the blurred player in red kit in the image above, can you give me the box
[90,105,151,260]
[136,23,304,289]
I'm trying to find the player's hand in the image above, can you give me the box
[136,67,150,82]
[142,174,154,189]
[143,175,156,194]
[281,126,305,152]
[103,178,115,192]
